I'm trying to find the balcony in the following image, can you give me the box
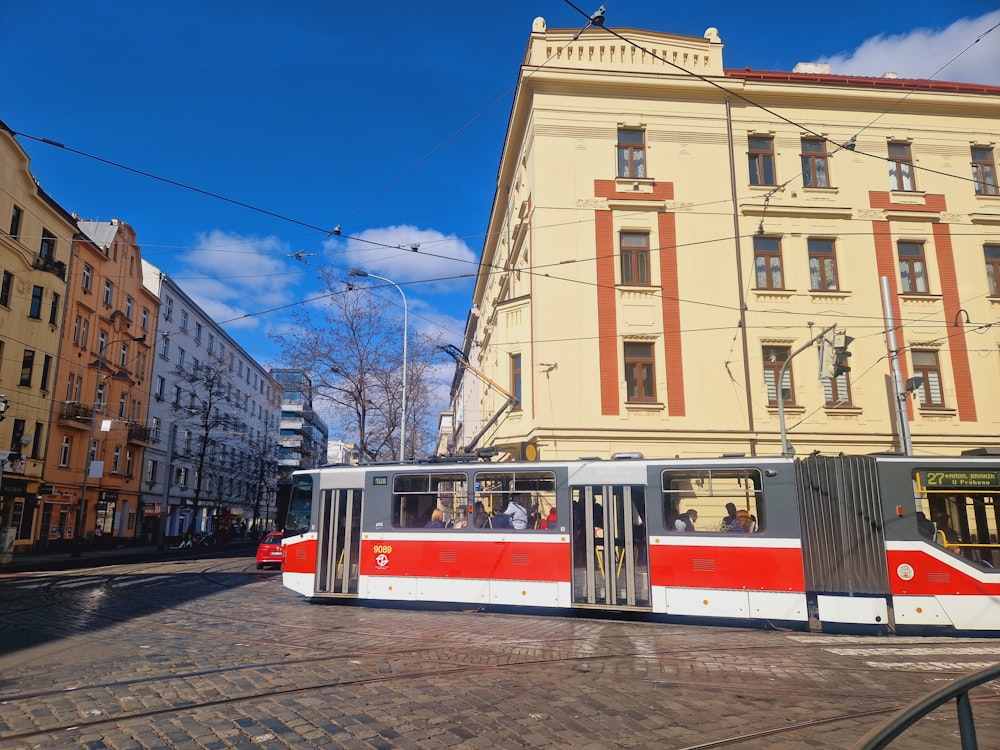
[127,423,151,444]
[59,401,94,423]
[31,254,67,280]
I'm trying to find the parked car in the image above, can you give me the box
[256,531,284,569]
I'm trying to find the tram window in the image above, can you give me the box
[661,468,763,533]
[285,474,315,534]
[913,477,1000,568]
[474,470,557,529]
[392,473,468,528]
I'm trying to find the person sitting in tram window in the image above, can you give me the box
[541,506,558,530]
[502,494,529,530]
[673,508,698,532]
[472,502,491,529]
[934,513,961,547]
[425,508,446,529]
[916,512,936,541]
[721,502,739,531]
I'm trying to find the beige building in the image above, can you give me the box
[0,121,77,554]
[445,19,1000,461]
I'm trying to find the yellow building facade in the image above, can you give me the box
[450,19,1000,461]
[0,122,77,554]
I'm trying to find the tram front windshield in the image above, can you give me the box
[284,474,314,535]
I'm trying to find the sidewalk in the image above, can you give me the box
[0,539,259,574]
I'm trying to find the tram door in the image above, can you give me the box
[315,488,362,595]
[571,484,650,608]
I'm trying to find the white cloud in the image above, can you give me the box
[809,11,1000,85]
[324,224,479,289]
[173,229,303,328]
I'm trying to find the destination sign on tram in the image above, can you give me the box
[916,470,1000,491]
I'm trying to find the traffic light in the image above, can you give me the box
[819,331,853,379]
[819,332,837,379]
[831,332,853,377]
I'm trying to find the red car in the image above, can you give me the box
[256,531,284,569]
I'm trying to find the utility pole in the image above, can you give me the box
[882,275,913,454]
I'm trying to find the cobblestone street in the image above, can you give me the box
[1,553,998,749]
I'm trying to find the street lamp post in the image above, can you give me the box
[348,269,408,461]
[71,334,145,556]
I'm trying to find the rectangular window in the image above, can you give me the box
[972,146,998,196]
[155,375,165,400]
[145,458,158,483]
[172,384,181,406]
[28,286,43,319]
[150,416,160,441]
[125,296,134,321]
[80,319,89,349]
[39,229,55,259]
[9,205,22,239]
[616,128,646,179]
[807,238,839,291]
[800,138,830,187]
[118,393,128,419]
[195,322,202,343]
[82,263,92,292]
[888,141,915,191]
[40,355,52,392]
[624,342,656,402]
[912,350,944,407]
[662,468,763,534]
[119,343,128,368]
[125,450,134,478]
[748,136,776,185]
[468,470,555,531]
[160,336,170,358]
[0,271,11,307]
[72,315,81,345]
[60,436,72,467]
[986,245,1000,297]
[96,381,106,412]
[763,345,794,406]
[31,422,42,459]
[19,350,34,387]
[164,296,173,320]
[140,307,149,330]
[510,353,522,408]
[48,291,60,325]
[177,347,186,368]
[102,279,113,306]
[180,310,188,331]
[753,236,784,289]
[112,445,122,474]
[620,231,650,285]
[98,329,107,358]
[898,241,928,294]
[822,370,852,407]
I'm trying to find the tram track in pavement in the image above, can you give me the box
[4,559,998,748]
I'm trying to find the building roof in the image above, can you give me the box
[726,68,1000,96]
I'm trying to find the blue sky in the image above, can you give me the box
[3,1,999,415]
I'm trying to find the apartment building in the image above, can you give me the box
[447,19,1000,460]
[140,262,281,540]
[0,121,77,554]
[43,219,156,549]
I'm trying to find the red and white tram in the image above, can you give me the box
[281,453,1000,634]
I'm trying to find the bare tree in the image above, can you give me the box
[273,270,441,461]
[172,355,241,532]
